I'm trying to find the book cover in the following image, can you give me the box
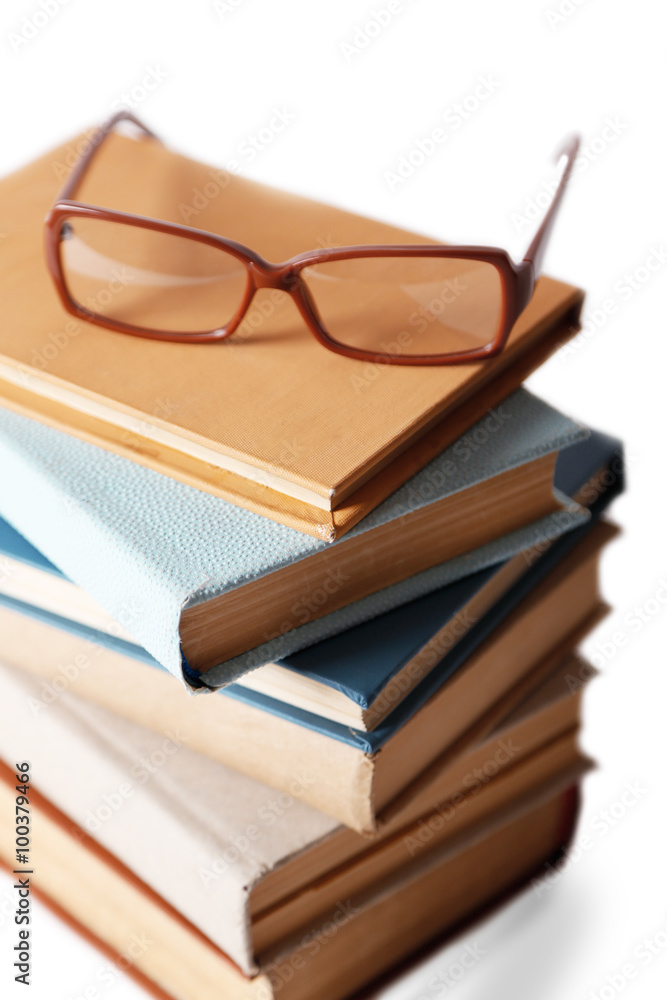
[0,760,582,1000]
[0,518,612,830]
[0,657,589,974]
[0,428,622,731]
[244,428,624,715]
[0,127,584,539]
[0,389,588,689]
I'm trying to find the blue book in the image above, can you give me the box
[0,389,588,689]
[0,461,619,830]
[0,428,622,738]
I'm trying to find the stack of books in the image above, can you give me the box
[0,123,622,999]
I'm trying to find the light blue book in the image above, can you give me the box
[0,390,588,688]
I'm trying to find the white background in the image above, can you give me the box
[0,0,666,997]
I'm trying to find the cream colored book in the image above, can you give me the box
[0,759,584,1000]
[0,652,590,978]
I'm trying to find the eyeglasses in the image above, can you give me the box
[44,111,579,366]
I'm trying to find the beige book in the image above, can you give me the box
[0,753,587,1000]
[0,644,592,970]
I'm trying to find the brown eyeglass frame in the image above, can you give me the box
[44,111,580,366]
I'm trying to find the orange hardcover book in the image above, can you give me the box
[0,129,583,539]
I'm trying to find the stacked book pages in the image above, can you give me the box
[0,124,622,999]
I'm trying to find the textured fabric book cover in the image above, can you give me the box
[262,428,623,705]
[0,424,622,758]
[0,429,622,713]
[0,510,615,753]
[0,389,587,688]
[0,128,584,538]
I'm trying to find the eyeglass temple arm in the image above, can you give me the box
[55,111,159,203]
[522,134,580,278]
